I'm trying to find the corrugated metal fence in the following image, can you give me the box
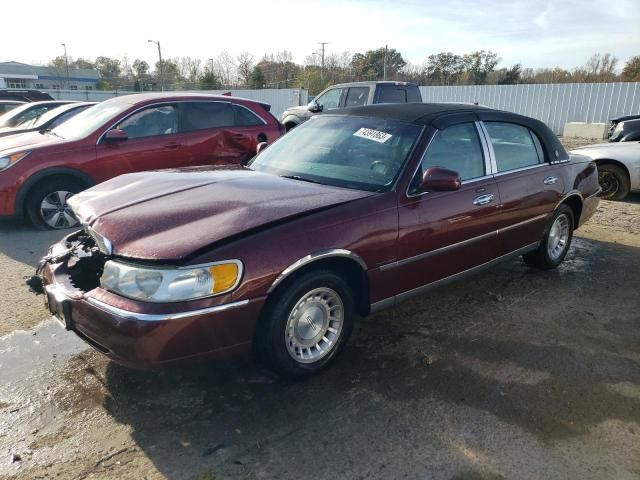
[52,88,308,118]
[420,83,640,134]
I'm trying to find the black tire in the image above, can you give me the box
[285,122,298,132]
[256,269,355,378]
[523,205,574,270]
[25,178,84,230]
[598,164,630,201]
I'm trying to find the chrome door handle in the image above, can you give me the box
[543,176,558,185]
[473,193,494,206]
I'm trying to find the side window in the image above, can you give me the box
[344,87,370,107]
[47,108,86,129]
[181,102,234,132]
[410,123,485,194]
[117,105,178,139]
[315,88,343,110]
[484,122,542,172]
[406,87,422,103]
[377,85,407,103]
[233,104,264,126]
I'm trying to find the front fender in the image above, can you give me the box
[281,115,303,127]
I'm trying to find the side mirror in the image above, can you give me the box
[256,142,268,154]
[307,101,322,113]
[421,167,461,192]
[105,129,128,141]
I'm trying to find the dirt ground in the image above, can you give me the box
[1,140,639,479]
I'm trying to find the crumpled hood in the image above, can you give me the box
[69,166,374,261]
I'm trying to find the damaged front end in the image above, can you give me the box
[26,229,109,328]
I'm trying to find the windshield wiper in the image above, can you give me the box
[280,174,324,185]
[47,131,64,139]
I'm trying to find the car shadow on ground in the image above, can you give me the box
[0,217,68,267]
[52,237,640,479]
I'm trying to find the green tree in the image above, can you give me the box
[198,69,221,90]
[496,64,522,84]
[293,67,326,95]
[250,66,265,89]
[94,56,122,81]
[424,52,464,85]
[622,56,640,81]
[72,58,95,69]
[462,50,499,85]
[351,47,406,81]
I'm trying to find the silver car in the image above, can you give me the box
[571,142,640,200]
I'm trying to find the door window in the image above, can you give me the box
[484,122,543,172]
[233,104,265,126]
[181,102,235,131]
[344,87,370,107]
[117,105,178,139]
[315,88,343,110]
[410,122,485,194]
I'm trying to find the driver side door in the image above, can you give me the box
[393,121,502,296]
[94,103,187,180]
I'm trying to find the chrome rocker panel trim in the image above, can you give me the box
[371,241,540,314]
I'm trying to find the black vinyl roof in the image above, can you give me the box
[330,102,569,161]
[335,102,494,125]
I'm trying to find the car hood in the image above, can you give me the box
[69,166,375,261]
[0,130,64,155]
[282,105,311,119]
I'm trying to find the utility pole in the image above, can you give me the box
[319,42,328,82]
[148,39,164,91]
[209,58,214,74]
[61,43,70,89]
[383,44,388,81]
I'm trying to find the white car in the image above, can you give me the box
[571,142,640,200]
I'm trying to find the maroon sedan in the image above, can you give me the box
[34,103,601,377]
[0,93,282,229]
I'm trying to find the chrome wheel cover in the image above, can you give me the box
[547,213,570,261]
[285,287,344,364]
[40,190,78,229]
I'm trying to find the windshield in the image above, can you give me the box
[30,105,86,129]
[51,101,130,140]
[249,115,422,192]
[0,103,53,128]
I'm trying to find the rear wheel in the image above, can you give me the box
[523,205,574,270]
[26,178,83,230]
[256,269,355,378]
[598,164,630,201]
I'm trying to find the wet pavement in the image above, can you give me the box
[1,198,639,480]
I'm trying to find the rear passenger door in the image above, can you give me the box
[343,86,370,108]
[481,121,565,255]
[179,101,270,166]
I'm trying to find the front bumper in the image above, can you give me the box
[40,239,265,368]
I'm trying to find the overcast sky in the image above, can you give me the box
[4,0,639,70]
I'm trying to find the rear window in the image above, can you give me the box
[233,104,265,126]
[181,102,234,131]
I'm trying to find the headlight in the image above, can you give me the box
[100,260,242,302]
[0,152,30,171]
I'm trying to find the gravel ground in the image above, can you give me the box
[1,144,639,479]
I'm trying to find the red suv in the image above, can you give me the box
[0,93,283,229]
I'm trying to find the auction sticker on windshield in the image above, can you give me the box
[353,127,392,143]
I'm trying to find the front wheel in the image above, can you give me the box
[256,269,355,378]
[523,205,574,270]
[26,178,83,230]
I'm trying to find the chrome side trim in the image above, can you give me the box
[86,297,250,322]
[493,163,546,177]
[585,186,602,199]
[497,213,548,233]
[268,249,367,293]
[379,214,548,271]
[379,229,498,271]
[370,242,540,313]
[554,191,583,211]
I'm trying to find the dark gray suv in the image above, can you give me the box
[280,81,422,131]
